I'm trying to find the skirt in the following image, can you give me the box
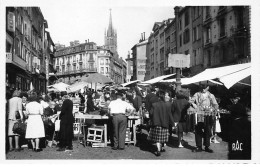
[148,126,169,143]
[25,115,45,139]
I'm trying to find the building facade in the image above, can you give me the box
[144,6,250,81]
[126,52,133,82]
[6,7,54,94]
[54,42,112,84]
[131,35,148,81]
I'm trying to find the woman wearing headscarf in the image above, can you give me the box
[57,95,74,151]
[147,90,175,156]
[25,92,45,152]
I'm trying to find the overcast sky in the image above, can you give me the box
[40,4,175,59]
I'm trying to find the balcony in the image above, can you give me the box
[79,59,83,64]
[67,62,71,66]
[219,32,227,40]
[217,6,227,18]
[203,14,212,26]
[204,39,212,48]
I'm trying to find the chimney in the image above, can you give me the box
[143,32,145,40]
[85,40,88,43]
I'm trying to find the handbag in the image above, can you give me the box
[12,120,27,136]
[15,111,21,119]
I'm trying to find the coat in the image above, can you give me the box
[150,101,174,128]
[171,99,190,123]
[59,99,74,142]
[145,93,159,112]
[132,95,142,111]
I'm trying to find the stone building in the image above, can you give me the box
[6,7,54,94]
[144,6,251,80]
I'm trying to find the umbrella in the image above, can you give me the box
[81,73,113,84]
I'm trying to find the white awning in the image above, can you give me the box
[121,80,141,87]
[140,73,176,85]
[47,82,69,92]
[219,66,251,89]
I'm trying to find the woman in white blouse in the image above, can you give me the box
[25,92,45,152]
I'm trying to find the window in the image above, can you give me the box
[219,18,226,37]
[206,6,210,17]
[196,25,199,40]
[89,53,94,61]
[206,27,211,44]
[193,50,197,65]
[185,11,189,26]
[184,29,190,44]
[101,67,104,74]
[185,50,189,55]
[207,50,211,66]
[106,67,108,74]
[193,27,196,42]
[106,59,109,65]
[100,58,104,65]
[179,20,182,30]
[160,33,164,45]
[179,34,182,47]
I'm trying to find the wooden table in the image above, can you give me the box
[74,113,109,147]
[74,113,140,147]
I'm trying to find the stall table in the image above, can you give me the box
[74,113,140,147]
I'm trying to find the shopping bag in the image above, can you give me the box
[215,119,221,133]
[55,120,60,131]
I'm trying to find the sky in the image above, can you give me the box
[40,4,175,60]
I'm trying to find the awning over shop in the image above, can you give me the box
[67,81,89,93]
[47,82,69,92]
[140,73,176,85]
[121,80,141,87]
[162,63,250,89]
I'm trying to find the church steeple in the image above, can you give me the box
[104,9,117,54]
[107,9,114,37]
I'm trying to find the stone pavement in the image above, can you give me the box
[5,132,228,160]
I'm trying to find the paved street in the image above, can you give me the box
[6,133,228,160]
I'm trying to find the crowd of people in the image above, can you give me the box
[5,83,251,159]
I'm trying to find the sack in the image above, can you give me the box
[215,119,221,133]
[55,120,60,131]
[13,120,27,136]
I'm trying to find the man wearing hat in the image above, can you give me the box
[108,91,135,150]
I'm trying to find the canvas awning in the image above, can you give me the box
[121,80,141,87]
[67,81,89,93]
[140,73,176,85]
[47,82,69,92]
[219,66,251,89]
[190,63,250,84]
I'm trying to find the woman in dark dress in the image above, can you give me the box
[57,95,74,151]
[171,89,190,148]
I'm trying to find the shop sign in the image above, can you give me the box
[8,12,15,32]
[168,54,190,68]
[6,52,12,63]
